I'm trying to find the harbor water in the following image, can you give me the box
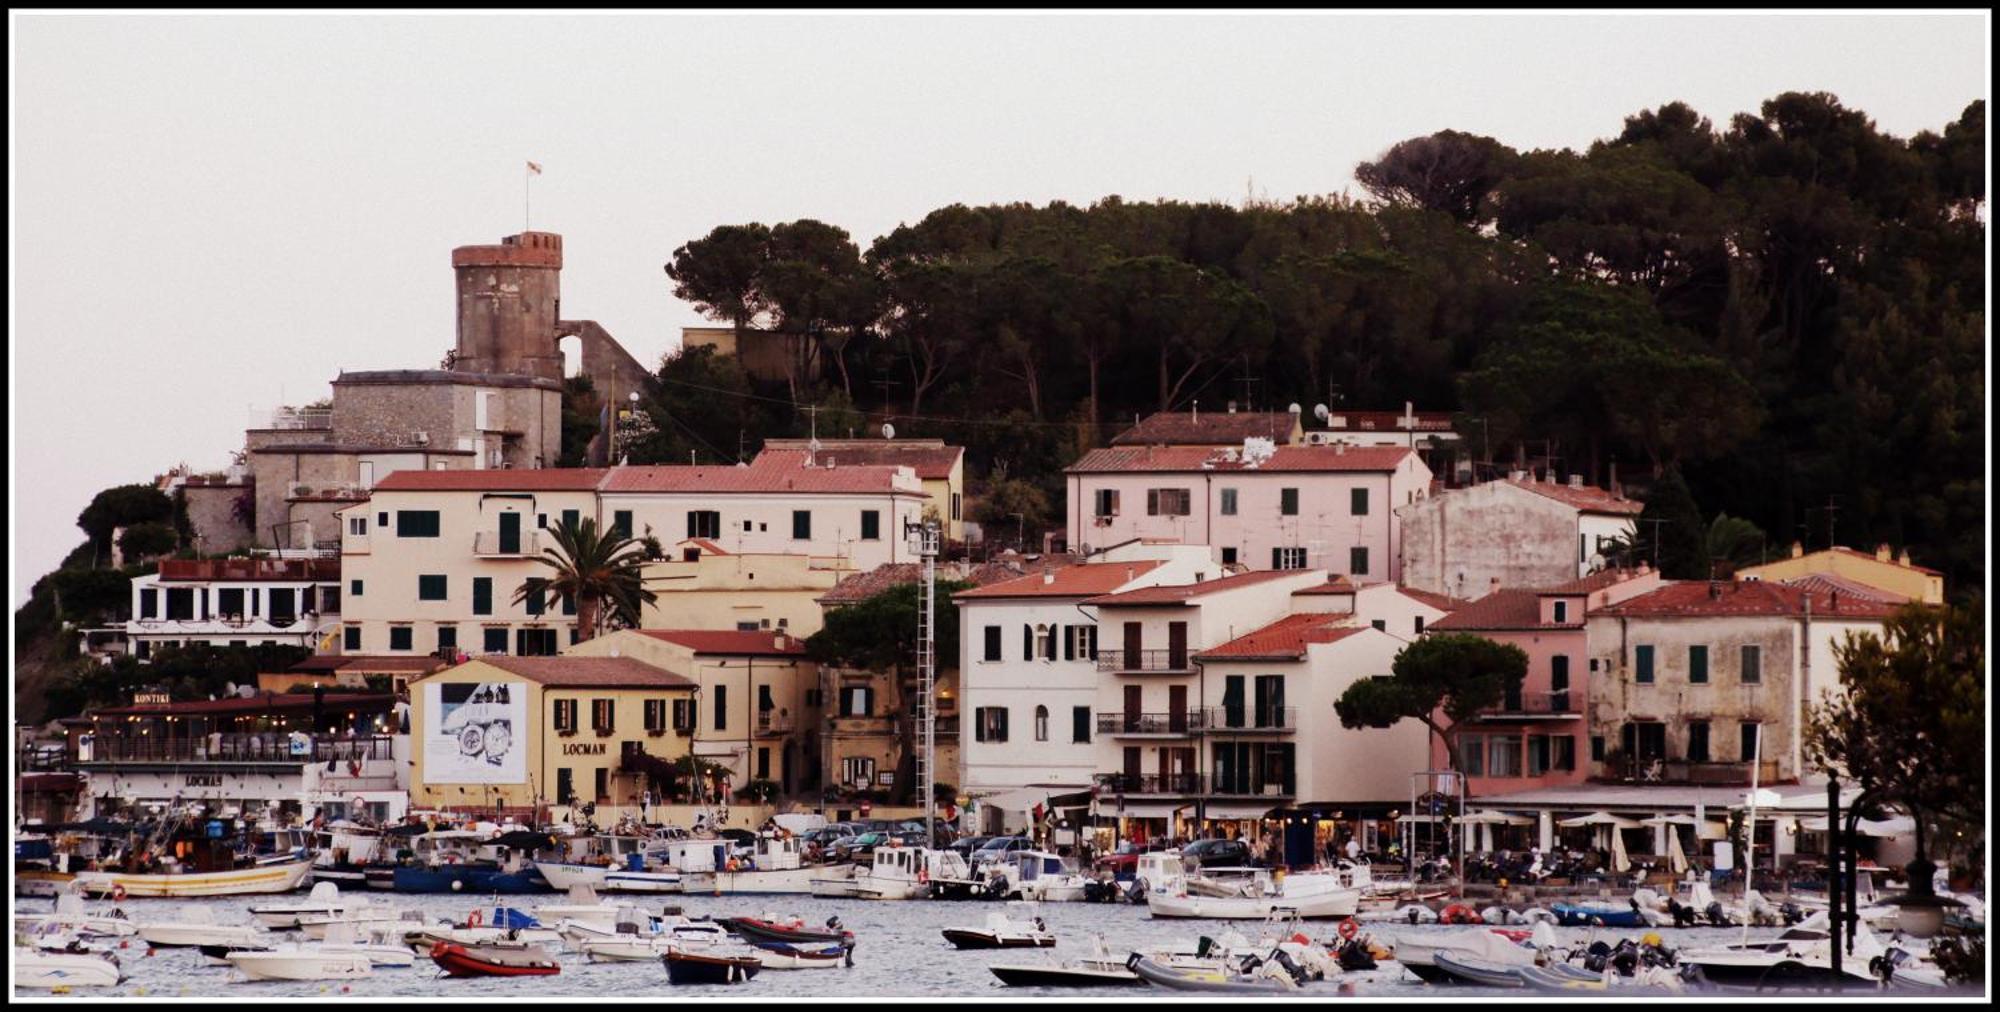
[14,891,1955,999]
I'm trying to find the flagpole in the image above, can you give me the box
[525,162,531,231]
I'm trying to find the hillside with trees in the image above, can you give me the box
[636,92,1984,596]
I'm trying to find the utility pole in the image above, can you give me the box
[1822,495,1840,550]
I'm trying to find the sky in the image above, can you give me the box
[9,11,1991,605]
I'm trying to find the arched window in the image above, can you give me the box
[1034,705,1050,742]
[1035,624,1054,660]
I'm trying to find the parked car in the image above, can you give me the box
[830,831,890,862]
[971,836,1033,869]
[948,835,996,862]
[1094,840,1171,879]
[1180,838,1257,870]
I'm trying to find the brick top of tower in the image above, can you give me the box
[451,231,563,269]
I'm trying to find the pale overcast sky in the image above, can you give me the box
[9,12,1990,603]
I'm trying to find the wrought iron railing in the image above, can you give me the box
[1096,711,1205,735]
[1095,648,1192,673]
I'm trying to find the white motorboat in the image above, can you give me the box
[315,921,418,967]
[808,863,860,898]
[13,946,125,988]
[1389,927,1538,984]
[1146,867,1360,919]
[670,833,818,895]
[226,948,374,981]
[579,920,732,962]
[13,887,139,938]
[138,906,267,948]
[533,884,626,927]
[296,901,406,940]
[249,880,350,928]
[941,905,1058,949]
[1676,914,1891,989]
[985,850,1090,902]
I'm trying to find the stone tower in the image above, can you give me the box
[450,231,566,381]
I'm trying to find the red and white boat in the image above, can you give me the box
[430,939,561,977]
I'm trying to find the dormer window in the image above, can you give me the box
[1553,600,1569,624]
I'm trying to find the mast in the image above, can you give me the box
[910,517,941,849]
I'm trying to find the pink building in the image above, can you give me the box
[1065,442,1433,580]
[1426,566,1662,797]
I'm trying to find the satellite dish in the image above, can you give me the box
[881,423,895,440]
[1287,403,1302,415]
[1313,404,1330,421]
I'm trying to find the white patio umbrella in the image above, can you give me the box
[1461,811,1535,826]
[1557,812,1645,829]
[1666,827,1688,875]
[1611,824,1631,873]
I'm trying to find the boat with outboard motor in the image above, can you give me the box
[431,939,562,977]
[1146,866,1360,919]
[941,905,1056,949]
[137,906,268,948]
[662,943,763,984]
[249,880,350,928]
[14,945,126,989]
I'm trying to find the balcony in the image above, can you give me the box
[1476,691,1582,721]
[256,407,334,431]
[1094,772,1206,796]
[79,734,395,765]
[1209,776,1296,798]
[1097,711,1204,737]
[1202,706,1297,734]
[1611,757,1783,786]
[1095,649,1193,674]
[755,711,795,736]
[287,481,370,502]
[473,531,544,556]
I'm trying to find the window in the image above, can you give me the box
[347,516,368,536]
[1554,735,1576,771]
[595,768,609,803]
[1740,644,1762,684]
[350,579,363,597]
[756,747,770,780]
[536,513,547,529]
[561,592,575,616]
[951,492,962,521]
[483,628,508,654]
[418,575,447,601]
[1220,547,1238,565]
[165,588,195,620]
[140,588,158,619]
[524,578,546,616]
[1034,705,1049,742]
[388,626,412,651]
[687,510,721,540]
[556,768,574,805]
[1219,488,1238,515]
[515,628,557,656]
[1553,600,1568,624]
[1625,721,1667,760]
[1689,644,1709,684]
[1489,734,1522,776]
[840,686,874,717]
[611,511,633,539]
[860,510,880,541]
[791,510,811,540]
[1460,733,1484,776]
[343,626,361,651]
[378,512,389,528]
[1740,721,1763,761]
[672,699,696,732]
[472,578,492,616]
[554,698,578,734]
[217,588,245,617]
[975,706,1009,743]
[645,699,668,732]
[437,626,457,653]
[1688,721,1711,762]
[395,510,441,537]
[842,756,875,787]
[1528,735,1551,776]
[1591,735,1605,762]
[561,509,580,532]
[982,626,1002,662]
[1414,615,1426,635]
[1072,706,1091,743]
[1349,546,1370,575]
[1551,655,1571,710]
[1635,644,1655,683]
[321,585,340,613]
[1146,488,1191,516]
[714,685,727,730]
[1272,547,1307,570]
[1067,625,1097,661]
[1280,488,1299,516]
[1092,488,1120,518]
[1035,624,1055,660]
[1350,487,1369,516]
[591,698,615,734]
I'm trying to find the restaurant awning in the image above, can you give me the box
[1461,810,1535,826]
[1797,815,1915,837]
[1557,812,1646,829]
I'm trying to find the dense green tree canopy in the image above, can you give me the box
[1333,633,1529,775]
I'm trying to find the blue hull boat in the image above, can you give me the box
[1552,903,1647,928]
[393,865,551,894]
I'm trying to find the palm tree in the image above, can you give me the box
[514,516,657,640]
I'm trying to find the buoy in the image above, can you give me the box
[341,986,352,993]
[119,940,130,949]
[1337,919,1360,941]
[451,879,463,892]
[145,948,157,958]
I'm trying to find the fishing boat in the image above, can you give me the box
[940,907,1057,949]
[137,906,267,948]
[431,939,561,977]
[226,948,375,982]
[849,844,974,900]
[250,880,350,928]
[75,855,315,897]
[1146,867,1360,920]
[13,946,125,988]
[671,833,819,894]
[745,939,852,969]
[662,944,763,984]
[388,831,551,894]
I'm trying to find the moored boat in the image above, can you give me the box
[745,940,851,969]
[226,948,375,982]
[431,939,561,977]
[250,880,349,928]
[662,945,763,984]
[13,946,125,988]
[75,856,315,898]
[941,909,1056,950]
[724,914,852,946]
[137,906,266,948]
[1146,867,1359,920]
[989,958,1144,987]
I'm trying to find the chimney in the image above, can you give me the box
[1790,541,1805,559]
[1609,460,1621,497]
[1897,548,1912,568]
[1489,576,1501,595]
[1874,543,1892,563]
[1334,442,1347,456]
[1568,474,1583,489]
[1125,566,1134,583]
[1227,401,1238,414]
[1708,581,1722,600]
[1042,566,1055,586]
[774,633,787,651]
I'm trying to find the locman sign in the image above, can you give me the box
[562,743,607,756]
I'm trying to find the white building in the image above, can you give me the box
[125,557,344,660]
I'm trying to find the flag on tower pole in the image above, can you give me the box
[527,161,542,175]
[525,161,542,230]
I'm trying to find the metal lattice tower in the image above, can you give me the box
[909,518,942,847]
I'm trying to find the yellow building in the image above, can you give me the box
[756,440,966,542]
[641,544,854,637]
[1737,543,1944,604]
[406,655,696,823]
[563,629,819,798]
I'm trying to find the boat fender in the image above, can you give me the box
[112,884,127,902]
[1337,919,1359,942]
[918,866,929,886]
[467,910,483,928]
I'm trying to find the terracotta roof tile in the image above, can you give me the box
[1429,590,1555,632]
[1594,580,1899,620]
[1291,574,1359,596]
[754,442,963,480]
[1507,478,1644,515]
[603,452,920,495]
[372,469,608,492]
[1082,568,1309,606]
[468,655,696,688]
[1536,567,1655,596]
[954,560,1164,600]
[1197,613,1368,660]
[635,629,809,656]
[1393,586,1471,612]
[1111,410,1300,446]
[823,559,1055,604]
[1775,574,1910,603]
[1068,445,1414,474]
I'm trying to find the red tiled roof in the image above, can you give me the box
[1292,574,1359,596]
[468,656,696,689]
[1197,614,1368,660]
[603,452,920,495]
[1822,546,1943,577]
[824,559,1054,604]
[1537,567,1654,596]
[635,629,809,656]
[91,692,398,718]
[1429,590,1558,632]
[158,558,341,583]
[955,560,1165,600]
[1393,586,1471,612]
[1776,574,1910,603]
[1322,410,1456,433]
[372,469,608,491]
[754,442,963,480]
[1595,580,1899,620]
[1507,478,1644,515]
[291,654,448,674]
[1068,445,1414,474]
[1082,568,1310,606]
[1110,410,1299,446]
